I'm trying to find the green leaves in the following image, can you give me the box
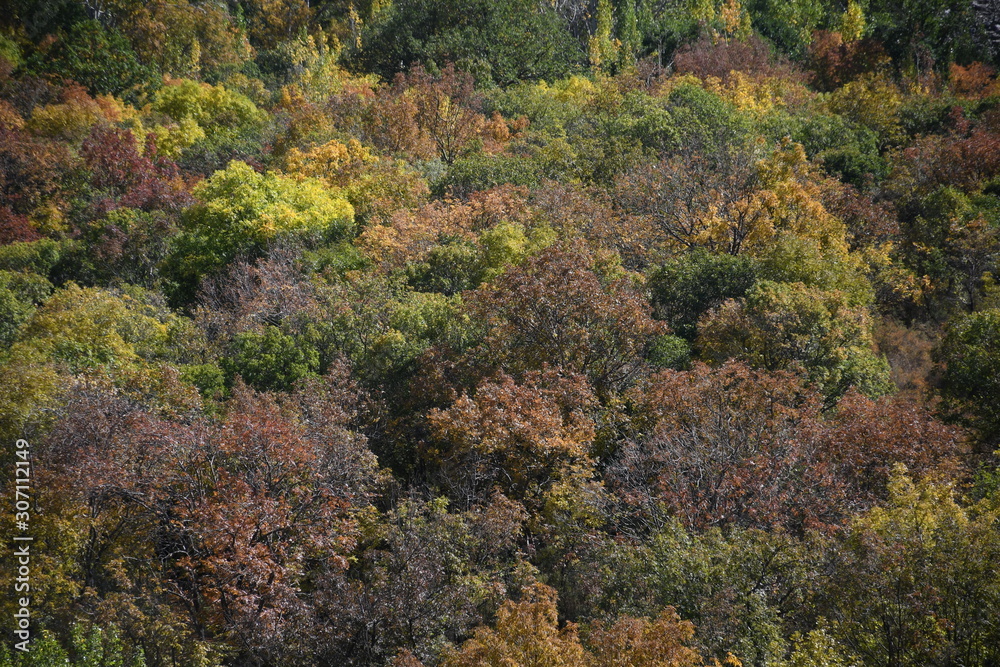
[937,308,1000,446]
[165,161,354,304]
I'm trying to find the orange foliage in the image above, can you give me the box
[949,62,999,99]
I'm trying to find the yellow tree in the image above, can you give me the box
[442,583,588,667]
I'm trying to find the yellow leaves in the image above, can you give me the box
[555,75,599,105]
[445,583,708,667]
[754,141,850,255]
[27,88,138,143]
[827,72,903,147]
[0,100,24,129]
[881,465,967,531]
[16,283,168,371]
[840,0,866,43]
[357,199,477,268]
[702,71,813,115]
[719,0,751,41]
[588,0,619,70]
[188,160,355,247]
[152,116,205,158]
[283,138,378,188]
[443,583,587,667]
[586,607,704,667]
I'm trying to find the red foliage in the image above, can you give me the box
[820,181,899,249]
[807,31,887,91]
[822,389,963,511]
[894,122,1000,195]
[81,125,191,212]
[0,205,39,244]
[42,369,378,661]
[675,34,806,83]
[949,61,999,99]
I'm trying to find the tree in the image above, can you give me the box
[441,583,588,667]
[697,280,893,400]
[355,0,582,87]
[585,607,704,667]
[319,495,526,665]
[35,368,380,664]
[122,0,251,79]
[148,78,266,172]
[0,269,51,347]
[649,250,759,341]
[427,369,597,509]
[610,361,837,532]
[164,161,354,304]
[614,150,770,255]
[937,308,1000,448]
[223,325,320,391]
[464,244,667,396]
[593,516,815,665]
[27,20,156,98]
[820,469,1000,667]
[365,63,489,165]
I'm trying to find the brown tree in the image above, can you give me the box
[465,244,668,396]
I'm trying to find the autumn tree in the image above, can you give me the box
[463,244,668,396]
[164,160,354,305]
[614,149,770,255]
[696,280,893,399]
[32,367,381,664]
[441,583,588,667]
[427,369,597,509]
[819,469,1000,667]
[610,361,838,532]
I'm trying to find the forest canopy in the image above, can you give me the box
[2,0,1000,666]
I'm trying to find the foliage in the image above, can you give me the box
[937,308,1000,447]
[165,160,353,303]
[649,250,760,340]
[464,244,668,396]
[355,0,582,87]
[820,469,1000,667]
[697,280,893,399]
[26,20,156,98]
[5,1,1000,663]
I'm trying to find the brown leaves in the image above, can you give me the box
[613,361,832,532]
[586,607,703,667]
[465,244,667,396]
[610,361,962,533]
[39,370,377,660]
[428,369,596,506]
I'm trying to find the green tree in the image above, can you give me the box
[0,270,52,348]
[27,20,156,98]
[649,250,759,341]
[937,308,1000,448]
[697,280,893,399]
[165,161,354,305]
[223,325,320,391]
[355,0,582,87]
